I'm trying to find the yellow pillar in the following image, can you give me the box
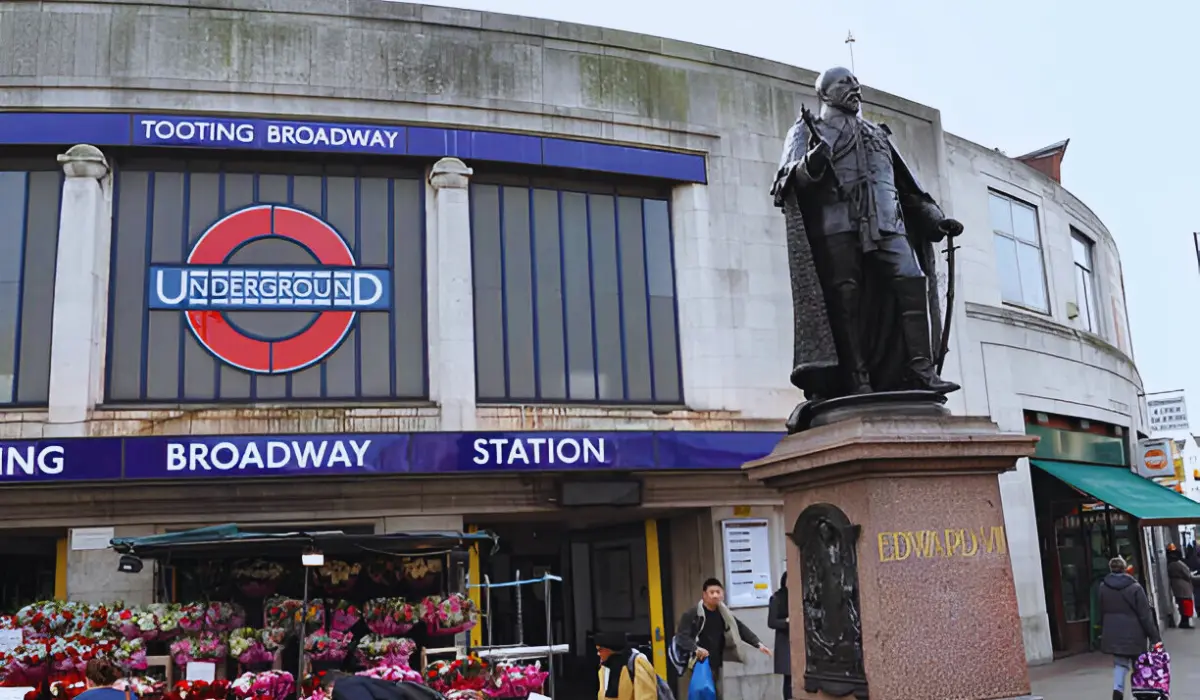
[54,538,68,599]
[644,519,668,677]
[468,525,483,648]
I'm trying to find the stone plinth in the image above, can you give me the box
[744,414,1038,700]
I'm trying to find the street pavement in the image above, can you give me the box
[1030,627,1199,698]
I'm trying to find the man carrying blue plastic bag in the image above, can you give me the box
[671,578,772,700]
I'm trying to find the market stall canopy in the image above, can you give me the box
[1032,459,1200,524]
[110,523,498,558]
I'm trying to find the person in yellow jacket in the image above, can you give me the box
[596,632,658,700]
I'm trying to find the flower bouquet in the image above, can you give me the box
[354,635,416,669]
[231,671,295,700]
[177,604,208,634]
[204,602,246,632]
[78,604,115,640]
[114,677,164,697]
[16,602,71,638]
[425,656,488,694]
[164,679,231,700]
[229,628,275,669]
[446,692,486,700]
[363,598,418,636]
[328,601,360,634]
[112,637,148,672]
[421,594,479,636]
[150,603,184,641]
[169,632,228,667]
[357,666,422,684]
[401,558,443,593]
[366,559,401,586]
[47,669,88,700]
[1,639,52,686]
[263,598,300,630]
[313,561,361,595]
[49,636,114,673]
[303,630,352,664]
[486,662,550,699]
[232,560,286,598]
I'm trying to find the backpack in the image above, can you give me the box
[626,649,678,700]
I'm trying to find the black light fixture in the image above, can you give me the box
[118,554,144,574]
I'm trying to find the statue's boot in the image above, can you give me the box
[896,277,960,394]
[830,280,872,394]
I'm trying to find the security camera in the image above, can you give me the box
[118,555,144,574]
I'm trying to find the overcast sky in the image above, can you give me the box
[422,0,1197,415]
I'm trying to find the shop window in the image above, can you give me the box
[470,182,682,404]
[990,191,1048,312]
[0,164,60,406]
[106,158,427,403]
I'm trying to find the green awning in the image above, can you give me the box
[1032,459,1200,524]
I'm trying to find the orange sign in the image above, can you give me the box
[1144,449,1168,471]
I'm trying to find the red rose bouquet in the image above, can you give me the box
[425,656,488,694]
[303,630,352,663]
[328,601,360,634]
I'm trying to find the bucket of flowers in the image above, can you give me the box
[303,630,352,671]
[112,637,148,672]
[169,632,228,667]
[425,656,488,694]
[328,601,360,634]
[421,594,479,636]
[177,604,208,635]
[204,603,246,633]
[485,661,550,699]
[363,598,418,636]
[229,628,275,672]
[354,635,416,669]
[401,558,443,593]
[231,671,295,700]
[232,560,286,598]
[150,603,184,641]
[312,561,361,596]
[356,666,422,684]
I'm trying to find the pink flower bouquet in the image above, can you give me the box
[232,671,295,700]
[421,594,479,635]
[357,666,422,683]
[229,628,275,668]
[328,601,360,634]
[114,677,162,697]
[205,602,246,633]
[486,662,550,699]
[363,598,417,636]
[354,635,416,669]
[178,604,207,634]
[304,630,352,663]
[112,638,149,672]
[170,632,228,666]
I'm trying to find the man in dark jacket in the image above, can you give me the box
[673,578,771,700]
[767,573,790,700]
[1099,556,1161,700]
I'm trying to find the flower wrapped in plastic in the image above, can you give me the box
[16,602,66,637]
[328,601,360,634]
[486,661,550,699]
[401,558,443,593]
[169,632,228,666]
[165,679,231,700]
[150,603,185,640]
[232,560,286,598]
[313,561,361,595]
[363,598,417,636]
[304,630,352,663]
[263,598,300,630]
[204,602,246,633]
[357,666,422,684]
[114,677,163,698]
[354,635,416,669]
[421,594,479,636]
[78,604,115,639]
[425,656,488,694]
[48,636,114,673]
[112,637,148,672]
[177,604,208,634]
[229,629,274,668]
[1,639,52,687]
[231,671,295,700]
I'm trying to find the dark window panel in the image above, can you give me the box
[643,200,682,402]
[0,172,27,404]
[471,184,506,399]
[617,197,652,401]
[392,179,426,397]
[560,192,596,401]
[502,186,536,399]
[588,194,625,401]
[532,189,566,400]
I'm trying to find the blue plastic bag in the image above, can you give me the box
[688,659,716,700]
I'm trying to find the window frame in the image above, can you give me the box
[989,189,1050,314]
[1070,228,1100,334]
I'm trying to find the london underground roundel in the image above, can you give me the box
[147,205,391,374]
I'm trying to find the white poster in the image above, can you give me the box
[721,519,772,609]
[71,527,115,551]
[0,629,22,653]
[186,662,216,683]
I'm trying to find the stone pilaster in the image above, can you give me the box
[47,145,112,436]
[427,158,477,431]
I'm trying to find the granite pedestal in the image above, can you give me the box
[743,414,1040,700]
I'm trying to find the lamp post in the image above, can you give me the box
[299,549,325,683]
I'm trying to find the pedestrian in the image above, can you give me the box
[1098,556,1162,700]
[767,573,791,700]
[73,658,133,700]
[595,631,658,700]
[1166,543,1198,629]
[673,578,772,700]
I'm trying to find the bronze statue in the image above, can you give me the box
[772,66,962,413]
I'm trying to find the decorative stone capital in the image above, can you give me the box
[57,144,109,180]
[429,157,473,190]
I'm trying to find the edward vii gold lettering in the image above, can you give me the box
[877,525,1007,562]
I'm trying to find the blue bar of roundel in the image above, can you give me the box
[0,113,130,146]
[542,137,707,184]
[123,434,411,479]
[655,431,782,469]
[0,438,124,482]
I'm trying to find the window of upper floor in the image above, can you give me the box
[1070,229,1100,334]
[989,191,1049,313]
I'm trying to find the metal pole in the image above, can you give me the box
[515,569,524,646]
[485,575,493,649]
[544,577,555,700]
[299,568,309,681]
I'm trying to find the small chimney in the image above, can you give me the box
[1015,139,1069,184]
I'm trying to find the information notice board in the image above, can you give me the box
[720,518,773,608]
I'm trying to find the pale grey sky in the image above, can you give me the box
[421,0,1198,412]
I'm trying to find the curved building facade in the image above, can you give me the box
[0,0,1144,682]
